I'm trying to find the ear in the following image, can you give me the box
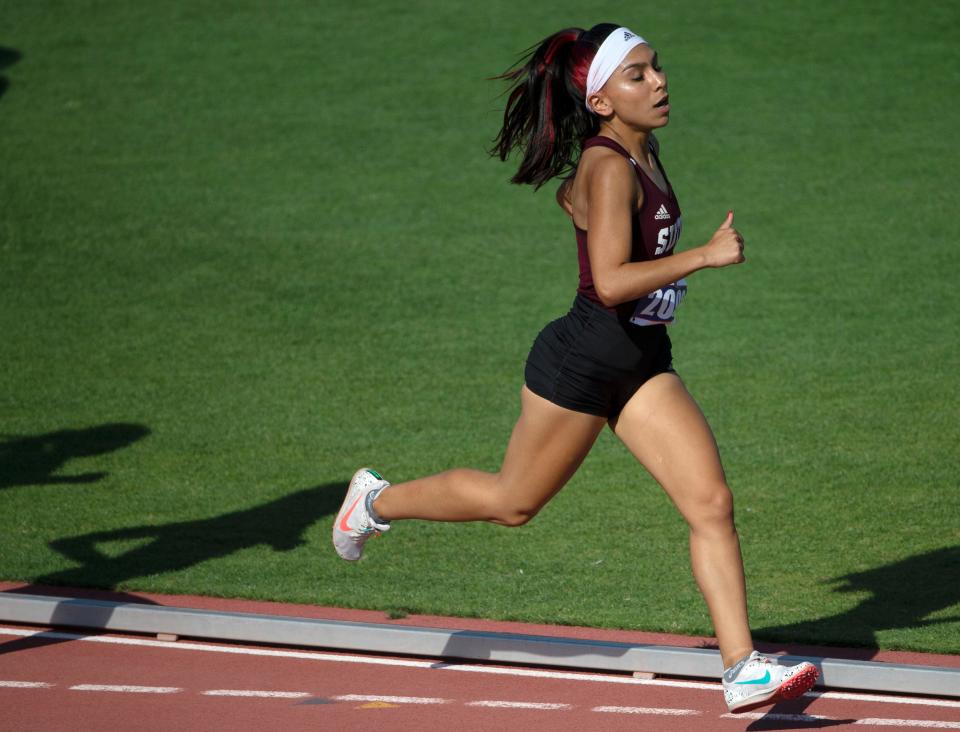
[588,91,613,117]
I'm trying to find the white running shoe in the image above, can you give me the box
[332,467,391,561]
[723,651,819,714]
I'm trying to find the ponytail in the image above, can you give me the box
[489,23,619,189]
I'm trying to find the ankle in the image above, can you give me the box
[366,486,390,525]
[722,649,755,679]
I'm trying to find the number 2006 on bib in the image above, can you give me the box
[629,279,688,326]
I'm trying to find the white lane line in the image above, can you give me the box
[822,694,960,710]
[202,690,311,698]
[333,694,449,705]
[856,721,960,729]
[3,628,958,711]
[70,684,181,694]
[593,705,701,716]
[810,690,960,709]
[0,680,54,688]
[466,700,571,710]
[0,626,719,691]
[437,662,720,690]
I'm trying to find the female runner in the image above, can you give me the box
[333,23,818,713]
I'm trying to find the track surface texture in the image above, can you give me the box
[1,584,958,731]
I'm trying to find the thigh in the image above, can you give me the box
[607,372,728,519]
[498,385,607,511]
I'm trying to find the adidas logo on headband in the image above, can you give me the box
[584,27,647,112]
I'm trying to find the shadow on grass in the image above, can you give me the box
[744,545,959,729]
[36,480,348,588]
[1,480,349,655]
[755,544,960,654]
[0,423,151,489]
[0,47,22,103]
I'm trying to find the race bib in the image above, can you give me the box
[629,279,687,326]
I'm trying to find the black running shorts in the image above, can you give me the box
[524,294,675,418]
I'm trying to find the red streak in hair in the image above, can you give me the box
[543,80,555,145]
[568,43,594,95]
[544,30,578,65]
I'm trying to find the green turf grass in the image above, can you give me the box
[1,1,958,655]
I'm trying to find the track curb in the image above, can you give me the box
[1,590,957,699]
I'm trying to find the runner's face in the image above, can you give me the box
[597,44,670,129]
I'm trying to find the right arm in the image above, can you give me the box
[585,156,745,308]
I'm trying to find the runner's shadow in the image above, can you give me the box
[0,423,151,489]
[1,481,348,655]
[754,545,960,655]
[743,715,855,730]
[34,481,347,589]
[0,47,22,103]
[745,545,960,729]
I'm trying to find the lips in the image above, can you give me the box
[654,95,670,108]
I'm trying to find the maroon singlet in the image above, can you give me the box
[575,135,685,324]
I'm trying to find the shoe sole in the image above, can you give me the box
[332,467,372,561]
[727,664,819,714]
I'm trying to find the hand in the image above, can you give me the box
[703,210,745,268]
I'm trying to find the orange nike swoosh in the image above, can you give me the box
[339,495,362,532]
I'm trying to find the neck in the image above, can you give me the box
[598,121,650,163]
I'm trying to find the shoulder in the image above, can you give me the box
[578,149,639,218]
[581,146,636,192]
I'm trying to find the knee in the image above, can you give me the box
[685,483,735,532]
[489,474,544,527]
[496,505,539,527]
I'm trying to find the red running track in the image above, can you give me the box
[1,584,959,731]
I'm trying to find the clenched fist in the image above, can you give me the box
[703,210,745,268]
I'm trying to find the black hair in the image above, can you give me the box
[489,23,619,189]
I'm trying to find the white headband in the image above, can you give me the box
[584,27,646,112]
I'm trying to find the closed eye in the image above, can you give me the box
[633,68,661,82]
[624,53,662,81]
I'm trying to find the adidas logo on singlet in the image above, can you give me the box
[655,204,671,220]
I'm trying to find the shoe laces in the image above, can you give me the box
[746,653,774,672]
[351,509,379,539]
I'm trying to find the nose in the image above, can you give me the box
[651,68,666,90]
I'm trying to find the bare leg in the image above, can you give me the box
[373,385,607,526]
[608,372,753,668]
